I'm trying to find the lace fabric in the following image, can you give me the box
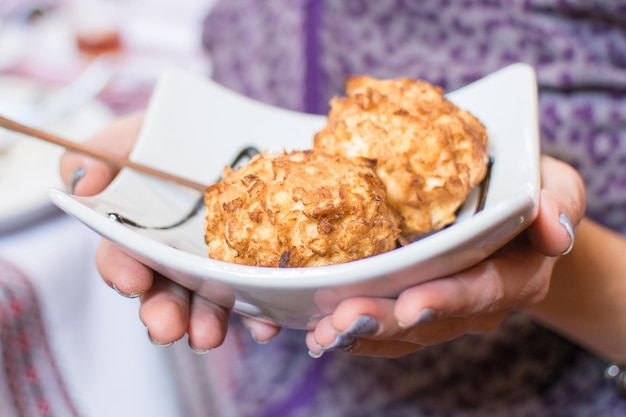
[0,258,80,417]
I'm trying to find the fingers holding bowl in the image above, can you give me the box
[62,112,235,351]
[187,293,231,353]
[240,316,282,344]
[306,235,558,358]
[394,241,555,327]
[139,274,192,346]
[96,224,232,351]
[59,112,144,195]
[306,295,508,359]
[306,298,421,358]
[527,155,586,257]
[305,296,498,359]
[96,239,154,298]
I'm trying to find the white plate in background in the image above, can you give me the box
[0,77,113,233]
[51,63,540,329]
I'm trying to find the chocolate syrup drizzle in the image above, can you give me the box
[108,149,492,232]
[107,146,260,230]
[475,156,493,214]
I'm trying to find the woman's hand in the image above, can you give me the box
[306,155,586,358]
[60,113,281,351]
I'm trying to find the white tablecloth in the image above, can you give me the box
[0,1,216,414]
[0,209,183,417]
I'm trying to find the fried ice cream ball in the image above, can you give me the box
[314,75,489,239]
[204,150,401,267]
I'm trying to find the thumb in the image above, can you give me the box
[59,112,144,196]
[526,155,586,256]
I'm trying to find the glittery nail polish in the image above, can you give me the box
[342,315,379,338]
[147,330,173,348]
[559,213,575,255]
[188,341,211,354]
[111,282,141,299]
[320,333,355,353]
[69,167,86,194]
[308,349,324,359]
[399,308,437,328]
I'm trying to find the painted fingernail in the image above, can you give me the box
[559,213,575,255]
[188,341,210,354]
[307,316,379,358]
[147,330,173,348]
[398,308,437,329]
[111,282,142,299]
[320,333,355,353]
[314,316,378,356]
[69,167,86,194]
[249,328,270,345]
[308,349,324,359]
[342,315,379,338]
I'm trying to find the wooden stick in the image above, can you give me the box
[0,114,208,192]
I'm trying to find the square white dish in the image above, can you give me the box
[50,63,540,329]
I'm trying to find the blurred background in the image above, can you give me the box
[0,0,213,115]
[0,1,216,416]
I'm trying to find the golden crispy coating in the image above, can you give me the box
[204,150,401,267]
[314,76,489,239]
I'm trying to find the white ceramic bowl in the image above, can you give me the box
[50,63,540,329]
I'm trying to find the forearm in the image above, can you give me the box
[528,218,626,363]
